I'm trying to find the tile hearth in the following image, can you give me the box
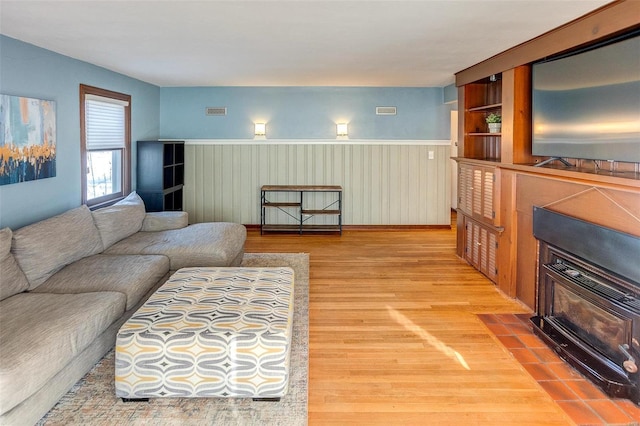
[478,313,640,425]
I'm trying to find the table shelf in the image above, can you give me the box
[301,209,341,215]
[262,202,302,208]
[261,185,342,235]
[261,224,342,233]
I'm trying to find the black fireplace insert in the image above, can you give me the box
[531,207,640,404]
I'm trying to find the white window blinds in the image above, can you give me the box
[85,95,128,150]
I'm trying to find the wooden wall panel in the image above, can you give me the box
[513,172,640,310]
[516,211,538,310]
[516,174,640,236]
[498,169,517,298]
[184,142,451,226]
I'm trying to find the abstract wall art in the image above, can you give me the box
[0,94,56,185]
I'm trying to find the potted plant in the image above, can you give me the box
[486,113,502,133]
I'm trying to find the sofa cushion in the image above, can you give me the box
[0,292,126,415]
[0,228,29,302]
[11,205,104,290]
[141,211,188,232]
[105,222,246,270]
[92,192,147,250]
[32,254,170,310]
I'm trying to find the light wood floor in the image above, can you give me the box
[244,218,574,425]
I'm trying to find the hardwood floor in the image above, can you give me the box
[244,219,575,425]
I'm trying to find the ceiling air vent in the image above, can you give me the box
[206,107,227,116]
[376,106,397,115]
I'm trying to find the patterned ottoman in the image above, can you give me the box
[115,266,295,400]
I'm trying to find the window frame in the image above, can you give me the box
[79,84,131,208]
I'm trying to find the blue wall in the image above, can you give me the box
[160,86,449,140]
[0,36,161,229]
[443,83,458,106]
[1,36,453,229]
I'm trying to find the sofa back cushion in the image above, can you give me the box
[0,228,29,301]
[91,191,146,250]
[12,205,104,290]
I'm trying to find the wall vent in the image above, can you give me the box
[376,106,397,115]
[206,107,227,116]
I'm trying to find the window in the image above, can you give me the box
[80,84,131,207]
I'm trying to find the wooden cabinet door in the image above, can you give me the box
[458,162,497,226]
[480,167,495,223]
[464,217,499,283]
[458,164,473,215]
[465,218,478,268]
[479,224,498,283]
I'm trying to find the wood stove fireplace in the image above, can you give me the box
[531,207,640,404]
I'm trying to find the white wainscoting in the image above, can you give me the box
[182,140,451,226]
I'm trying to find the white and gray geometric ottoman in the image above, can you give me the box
[115,266,295,401]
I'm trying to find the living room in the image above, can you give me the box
[1,1,640,425]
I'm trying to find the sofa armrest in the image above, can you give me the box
[141,212,189,232]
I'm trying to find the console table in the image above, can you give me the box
[260,185,342,234]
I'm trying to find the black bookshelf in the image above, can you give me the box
[137,140,184,211]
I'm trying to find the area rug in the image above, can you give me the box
[37,253,309,426]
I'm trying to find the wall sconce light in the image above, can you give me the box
[254,122,266,137]
[336,123,348,138]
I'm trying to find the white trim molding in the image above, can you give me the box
[179,138,451,146]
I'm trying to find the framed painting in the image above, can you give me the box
[0,94,56,185]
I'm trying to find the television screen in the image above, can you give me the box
[532,34,640,163]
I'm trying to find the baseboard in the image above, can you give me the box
[244,224,451,231]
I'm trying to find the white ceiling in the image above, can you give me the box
[0,0,611,88]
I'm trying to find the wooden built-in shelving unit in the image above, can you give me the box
[454,0,640,308]
[462,76,502,162]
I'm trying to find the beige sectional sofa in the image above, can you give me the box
[0,192,246,426]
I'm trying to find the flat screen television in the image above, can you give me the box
[532,32,640,164]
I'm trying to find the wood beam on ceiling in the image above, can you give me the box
[456,0,640,86]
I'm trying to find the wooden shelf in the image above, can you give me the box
[262,202,301,208]
[468,132,501,136]
[468,103,502,112]
[453,157,502,165]
[302,209,341,215]
[498,163,640,188]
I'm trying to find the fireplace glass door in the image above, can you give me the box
[550,279,630,367]
[533,207,640,403]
